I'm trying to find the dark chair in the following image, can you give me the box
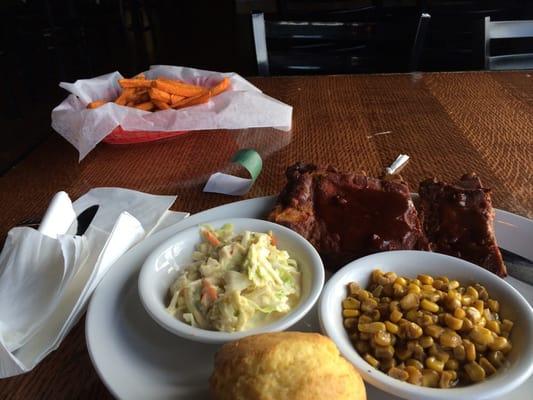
[276,0,380,22]
[420,0,518,70]
[484,16,533,70]
[251,11,430,75]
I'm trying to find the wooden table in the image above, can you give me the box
[0,71,532,398]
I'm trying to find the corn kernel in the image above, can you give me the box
[425,324,445,338]
[361,298,378,312]
[374,345,395,359]
[385,320,399,334]
[448,280,460,290]
[344,318,357,329]
[342,297,360,309]
[465,361,486,382]
[419,335,434,348]
[371,269,383,284]
[394,277,408,286]
[349,281,361,292]
[473,299,485,313]
[485,320,500,334]
[470,326,495,345]
[439,370,455,388]
[487,299,500,313]
[405,366,423,385]
[445,359,459,370]
[425,356,444,372]
[439,332,462,348]
[400,293,420,311]
[364,353,380,368]
[388,366,409,381]
[488,336,508,351]
[453,307,466,319]
[487,351,505,368]
[421,369,439,387]
[373,330,392,346]
[464,339,476,362]
[390,309,403,323]
[408,283,421,294]
[421,299,439,313]
[418,274,434,285]
[466,286,479,300]
[343,309,359,318]
[358,322,386,333]
[479,357,497,376]
[355,340,370,354]
[465,307,481,323]
[444,313,464,330]
[406,359,424,369]
[453,345,466,361]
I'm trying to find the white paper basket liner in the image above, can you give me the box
[52,65,293,160]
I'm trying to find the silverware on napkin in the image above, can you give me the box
[74,205,99,235]
[18,204,99,236]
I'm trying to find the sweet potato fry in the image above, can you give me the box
[111,73,228,112]
[136,91,150,104]
[87,100,107,109]
[114,87,135,105]
[134,101,154,111]
[210,77,230,96]
[152,78,205,97]
[171,91,211,109]
[152,100,171,110]
[119,78,152,89]
[170,94,185,103]
[115,92,129,105]
[148,87,172,103]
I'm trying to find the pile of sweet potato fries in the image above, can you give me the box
[87,73,230,112]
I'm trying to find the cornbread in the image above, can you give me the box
[209,331,366,400]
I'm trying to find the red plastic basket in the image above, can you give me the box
[102,126,187,144]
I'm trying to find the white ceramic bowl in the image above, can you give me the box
[139,217,324,344]
[319,250,533,400]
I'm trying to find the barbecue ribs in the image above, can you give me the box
[418,173,507,277]
[268,163,428,269]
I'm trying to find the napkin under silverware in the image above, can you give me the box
[0,188,187,378]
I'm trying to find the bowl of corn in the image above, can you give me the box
[318,250,533,400]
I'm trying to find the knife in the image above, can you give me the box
[74,205,99,236]
[501,248,533,285]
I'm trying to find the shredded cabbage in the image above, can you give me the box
[166,224,301,332]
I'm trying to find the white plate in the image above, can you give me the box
[86,196,533,400]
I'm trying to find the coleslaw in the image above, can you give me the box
[166,224,301,332]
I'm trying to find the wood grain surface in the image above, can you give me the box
[0,71,532,399]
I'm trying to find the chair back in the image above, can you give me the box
[420,0,511,70]
[484,17,533,70]
[252,10,430,75]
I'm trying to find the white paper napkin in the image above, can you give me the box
[52,65,293,160]
[0,188,187,378]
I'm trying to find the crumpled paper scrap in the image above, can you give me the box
[203,148,263,196]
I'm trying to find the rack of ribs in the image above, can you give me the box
[268,163,428,269]
[418,173,507,277]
